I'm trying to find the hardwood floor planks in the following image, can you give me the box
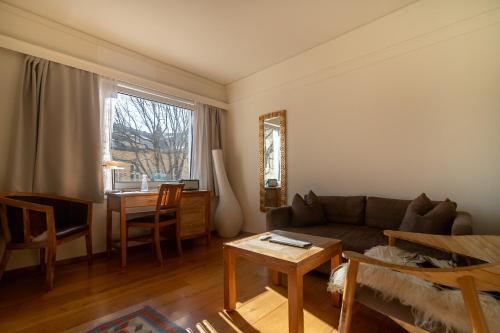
[0,235,406,333]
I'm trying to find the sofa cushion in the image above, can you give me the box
[278,224,452,274]
[319,196,366,225]
[282,224,386,253]
[408,193,434,214]
[266,206,292,230]
[400,198,457,235]
[304,190,320,206]
[365,197,410,230]
[291,193,327,227]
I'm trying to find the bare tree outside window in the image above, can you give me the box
[111,93,192,182]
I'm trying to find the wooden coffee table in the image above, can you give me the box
[223,230,342,333]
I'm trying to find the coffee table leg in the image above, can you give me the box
[288,271,304,333]
[331,252,342,307]
[224,247,236,311]
[270,269,281,286]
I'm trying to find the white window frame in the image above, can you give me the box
[117,82,195,111]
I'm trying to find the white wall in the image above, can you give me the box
[226,0,500,235]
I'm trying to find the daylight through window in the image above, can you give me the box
[111,93,193,184]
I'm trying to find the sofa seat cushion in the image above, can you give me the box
[319,196,366,225]
[365,197,410,230]
[278,224,451,266]
[280,224,387,253]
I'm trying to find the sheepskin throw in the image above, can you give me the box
[328,246,500,333]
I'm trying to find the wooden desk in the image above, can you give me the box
[106,190,211,268]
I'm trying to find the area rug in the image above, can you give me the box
[86,306,189,333]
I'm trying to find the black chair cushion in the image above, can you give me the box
[56,224,89,240]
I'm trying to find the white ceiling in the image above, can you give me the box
[4,0,417,84]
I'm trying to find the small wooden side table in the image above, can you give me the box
[223,230,342,333]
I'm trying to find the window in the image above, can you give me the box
[111,91,193,185]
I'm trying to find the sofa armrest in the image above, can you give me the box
[451,211,473,236]
[266,206,292,231]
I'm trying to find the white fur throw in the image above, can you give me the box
[328,246,500,333]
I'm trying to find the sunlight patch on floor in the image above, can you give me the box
[192,319,219,333]
[192,286,337,333]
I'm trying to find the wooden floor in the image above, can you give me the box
[0,234,406,333]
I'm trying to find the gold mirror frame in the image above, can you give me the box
[259,110,287,212]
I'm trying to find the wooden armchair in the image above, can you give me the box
[339,231,500,333]
[0,193,93,290]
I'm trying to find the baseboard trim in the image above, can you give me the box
[2,251,107,279]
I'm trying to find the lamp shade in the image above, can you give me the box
[102,160,127,170]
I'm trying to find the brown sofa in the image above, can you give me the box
[266,195,473,268]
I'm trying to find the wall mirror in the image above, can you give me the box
[259,110,287,212]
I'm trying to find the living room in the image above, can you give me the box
[0,1,499,332]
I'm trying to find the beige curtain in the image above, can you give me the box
[192,103,224,194]
[8,56,103,202]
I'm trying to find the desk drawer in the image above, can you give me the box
[180,194,209,238]
[125,194,158,208]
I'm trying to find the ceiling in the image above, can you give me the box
[4,0,417,84]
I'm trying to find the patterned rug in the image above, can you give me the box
[86,306,188,333]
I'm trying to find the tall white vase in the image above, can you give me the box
[212,149,243,238]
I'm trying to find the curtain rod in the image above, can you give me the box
[117,82,196,107]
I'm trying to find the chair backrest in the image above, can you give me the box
[384,231,500,264]
[341,231,500,333]
[0,196,55,244]
[156,184,184,212]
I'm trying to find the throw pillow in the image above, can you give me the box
[409,193,434,214]
[400,194,457,235]
[304,190,320,206]
[291,191,327,227]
